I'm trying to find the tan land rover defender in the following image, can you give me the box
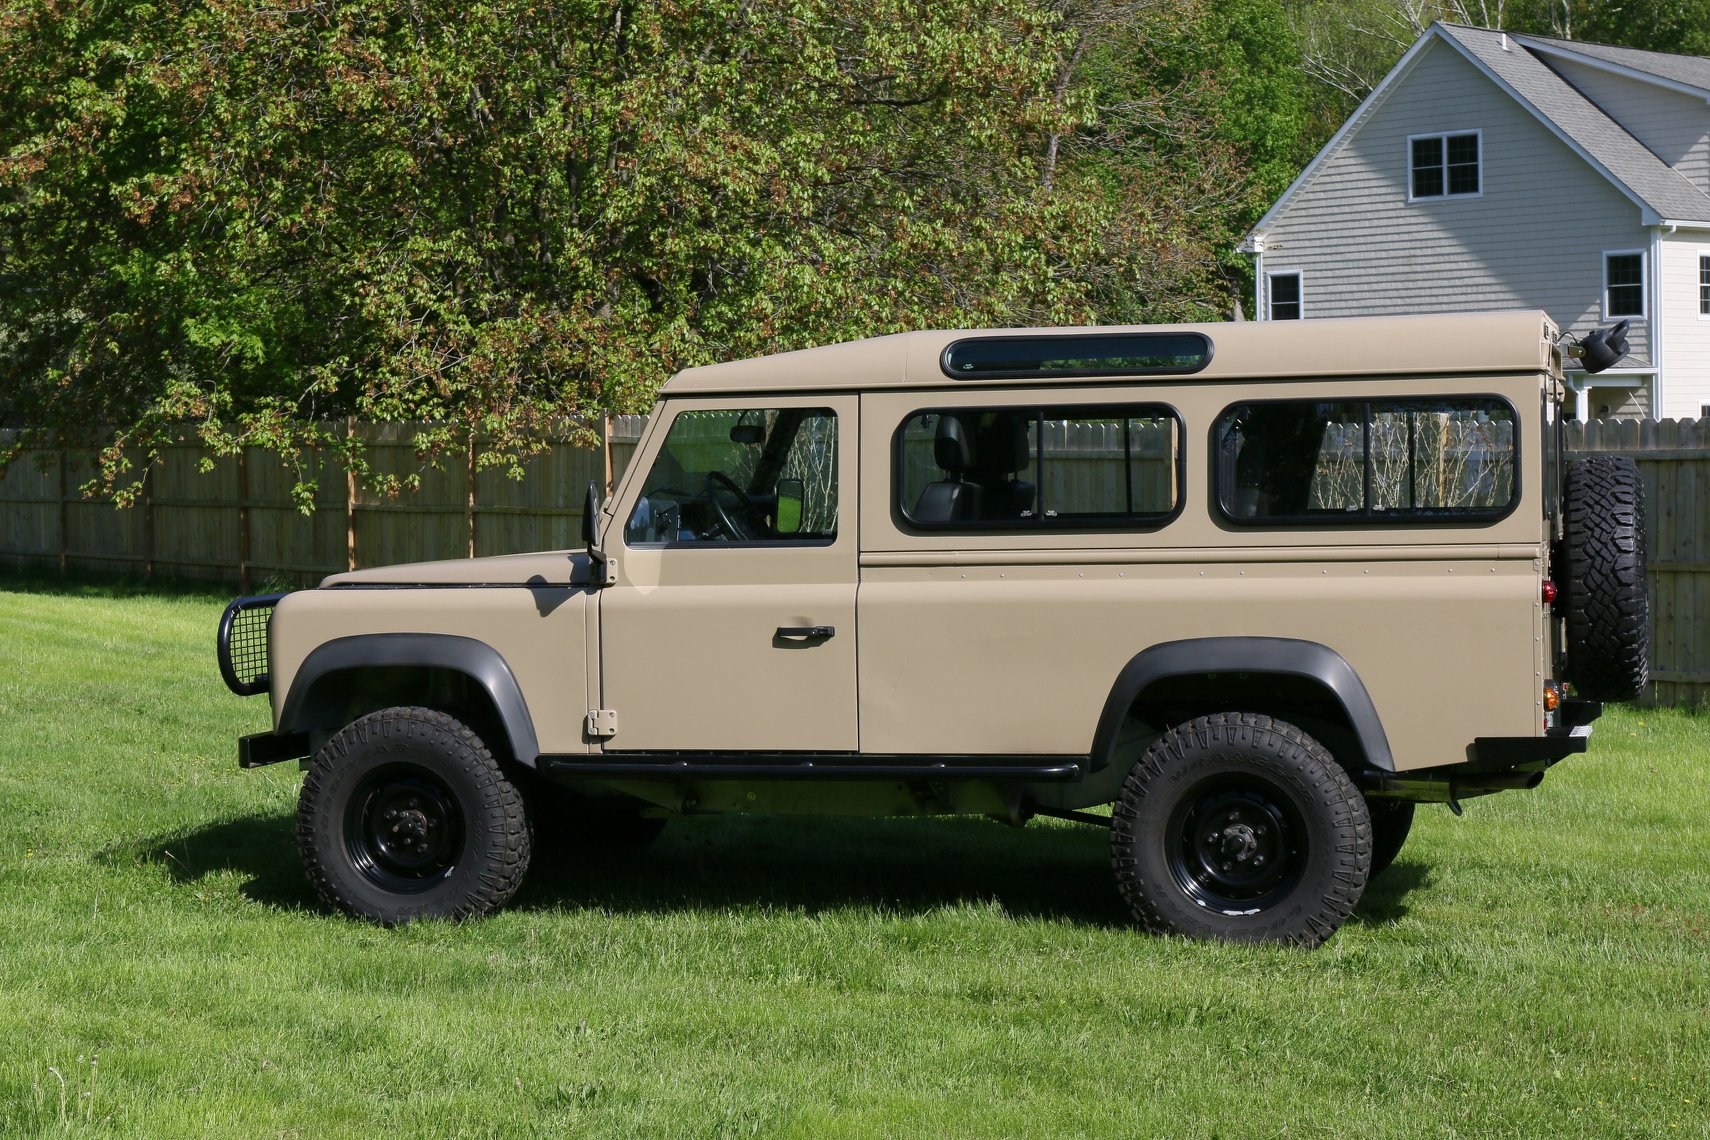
[217,311,1649,947]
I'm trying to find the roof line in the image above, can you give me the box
[1515,35,1710,103]
[1239,28,1443,252]
[1432,25,1664,225]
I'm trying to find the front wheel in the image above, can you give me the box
[297,707,533,924]
[1109,712,1371,948]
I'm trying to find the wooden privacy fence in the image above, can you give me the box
[0,418,646,590]
[1565,418,1710,708]
[3,415,1706,705]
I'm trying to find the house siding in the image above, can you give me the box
[1661,234,1710,416]
[1259,39,1652,363]
[1541,58,1710,193]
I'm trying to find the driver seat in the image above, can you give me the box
[912,416,982,524]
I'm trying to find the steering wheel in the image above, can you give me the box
[702,471,762,540]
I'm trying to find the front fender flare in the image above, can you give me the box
[277,633,541,765]
[1089,637,1393,773]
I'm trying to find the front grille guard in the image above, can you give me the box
[218,594,286,696]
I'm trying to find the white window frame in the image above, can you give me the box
[1603,249,1647,320]
[1698,251,1710,320]
[1406,130,1482,202]
[1266,271,1303,321]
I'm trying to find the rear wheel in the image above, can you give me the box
[1110,712,1371,948]
[297,707,532,924]
[1367,799,1415,878]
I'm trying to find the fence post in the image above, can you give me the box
[57,442,69,578]
[345,417,358,572]
[466,433,477,560]
[602,415,614,497]
[141,459,155,580]
[237,447,252,592]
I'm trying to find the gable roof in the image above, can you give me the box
[1241,23,1710,251]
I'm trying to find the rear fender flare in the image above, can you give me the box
[1090,637,1393,773]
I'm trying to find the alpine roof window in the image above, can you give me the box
[1410,131,1480,199]
[941,333,1209,379]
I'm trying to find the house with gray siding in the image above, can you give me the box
[1241,24,1710,420]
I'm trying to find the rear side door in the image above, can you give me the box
[597,395,858,752]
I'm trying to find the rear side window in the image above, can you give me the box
[896,405,1180,529]
[1216,398,1516,524]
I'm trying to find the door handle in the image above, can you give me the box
[776,625,835,639]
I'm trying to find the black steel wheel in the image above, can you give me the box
[342,764,466,894]
[297,707,532,924]
[1110,712,1371,948]
[1367,799,1415,879]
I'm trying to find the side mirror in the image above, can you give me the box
[581,481,600,545]
[775,477,804,536]
[1579,319,1630,375]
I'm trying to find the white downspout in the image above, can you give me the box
[1254,247,1266,321]
[1652,225,1668,416]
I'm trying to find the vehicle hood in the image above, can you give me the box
[320,550,592,588]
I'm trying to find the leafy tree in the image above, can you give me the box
[2,0,1181,503]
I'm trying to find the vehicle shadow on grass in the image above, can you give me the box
[518,813,1137,926]
[103,812,321,913]
[109,811,1429,931]
[1347,861,1430,927]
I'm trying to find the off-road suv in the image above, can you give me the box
[218,311,1648,946]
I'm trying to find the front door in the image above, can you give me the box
[598,395,858,752]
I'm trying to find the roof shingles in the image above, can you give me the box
[1438,23,1710,223]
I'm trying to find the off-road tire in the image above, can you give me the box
[1367,799,1415,879]
[1110,713,1371,948]
[1561,455,1649,701]
[297,706,532,925]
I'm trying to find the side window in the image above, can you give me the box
[1267,272,1302,320]
[1410,131,1480,199]
[624,407,837,545]
[1604,251,1645,318]
[1216,398,1516,524]
[896,405,1179,529]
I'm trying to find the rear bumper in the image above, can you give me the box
[1469,723,1592,770]
[1360,700,1600,803]
[239,730,311,769]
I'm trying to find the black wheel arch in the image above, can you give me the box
[1090,637,1394,775]
[278,634,541,768]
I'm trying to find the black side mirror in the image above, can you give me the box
[1580,319,1630,374]
[582,481,600,545]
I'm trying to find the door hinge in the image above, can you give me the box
[586,708,619,737]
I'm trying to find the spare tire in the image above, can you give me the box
[1560,455,1649,700]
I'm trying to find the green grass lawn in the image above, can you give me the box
[2,572,1707,1137]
